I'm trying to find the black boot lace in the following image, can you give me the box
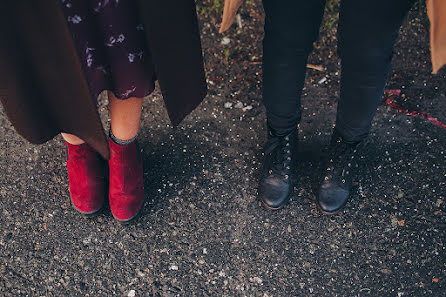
[324,138,359,185]
[264,133,293,179]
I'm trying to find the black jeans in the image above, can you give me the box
[262,0,416,142]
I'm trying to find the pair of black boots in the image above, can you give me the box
[258,126,361,214]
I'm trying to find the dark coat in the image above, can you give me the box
[0,1,207,159]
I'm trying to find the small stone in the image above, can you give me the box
[136,269,145,277]
[203,248,208,254]
[287,225,291,233]
[391,216,398,227]
[82,237,91,245]
[380,268,392,274]
[250,276,262,284]
[234,102,243,109]
[221,37,231,45]
[318,77,327,84]
[128,290,136,297]
[169,264,179,271]
[242,105,253,111]
[224,102,233,109]
[397,191,404,198]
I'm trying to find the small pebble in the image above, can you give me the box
[250,276,263,284]
[318,77,327,84]
[235,102,243,109]
[221,37,231,45]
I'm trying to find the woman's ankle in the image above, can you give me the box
[109,129,138,145]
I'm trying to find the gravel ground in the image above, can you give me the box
[0,2,445,296]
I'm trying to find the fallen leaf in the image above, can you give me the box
[306,64,326,71]
[432,278,439,283]
[398,219,405,227]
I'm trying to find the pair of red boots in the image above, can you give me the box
[65,138,144,222]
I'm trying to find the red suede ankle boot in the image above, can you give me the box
[65,142,106,216]
[108,138,144,222]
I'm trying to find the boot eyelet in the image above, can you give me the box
[287,157,291,160]
[348,163,351,167]
[269,170,272,175]
[286,166,290,170]
[285,175,289,179]
[285,136,289,141]
[342,179,346,183]
[286,143,290,146]
[324,176,329,181]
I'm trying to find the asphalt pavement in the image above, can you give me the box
[0,8,445,297]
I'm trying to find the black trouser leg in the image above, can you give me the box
[316,0,416,214]
[262,0,326,135]
[336,0,416,143]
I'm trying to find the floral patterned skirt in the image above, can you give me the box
[60,0,156,101]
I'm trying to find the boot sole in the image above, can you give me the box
[315,196,348,216]
[71,200,104,218]
[316,204,344,215]
[112,197,145,224]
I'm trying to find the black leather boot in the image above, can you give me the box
[316,129,362,214]
[258,126,298,210]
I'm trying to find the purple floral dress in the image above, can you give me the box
[59,0,156,101]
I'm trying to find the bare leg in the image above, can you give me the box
[61,91,142,144]
[108,91,143,140]
[61,133,85,145]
